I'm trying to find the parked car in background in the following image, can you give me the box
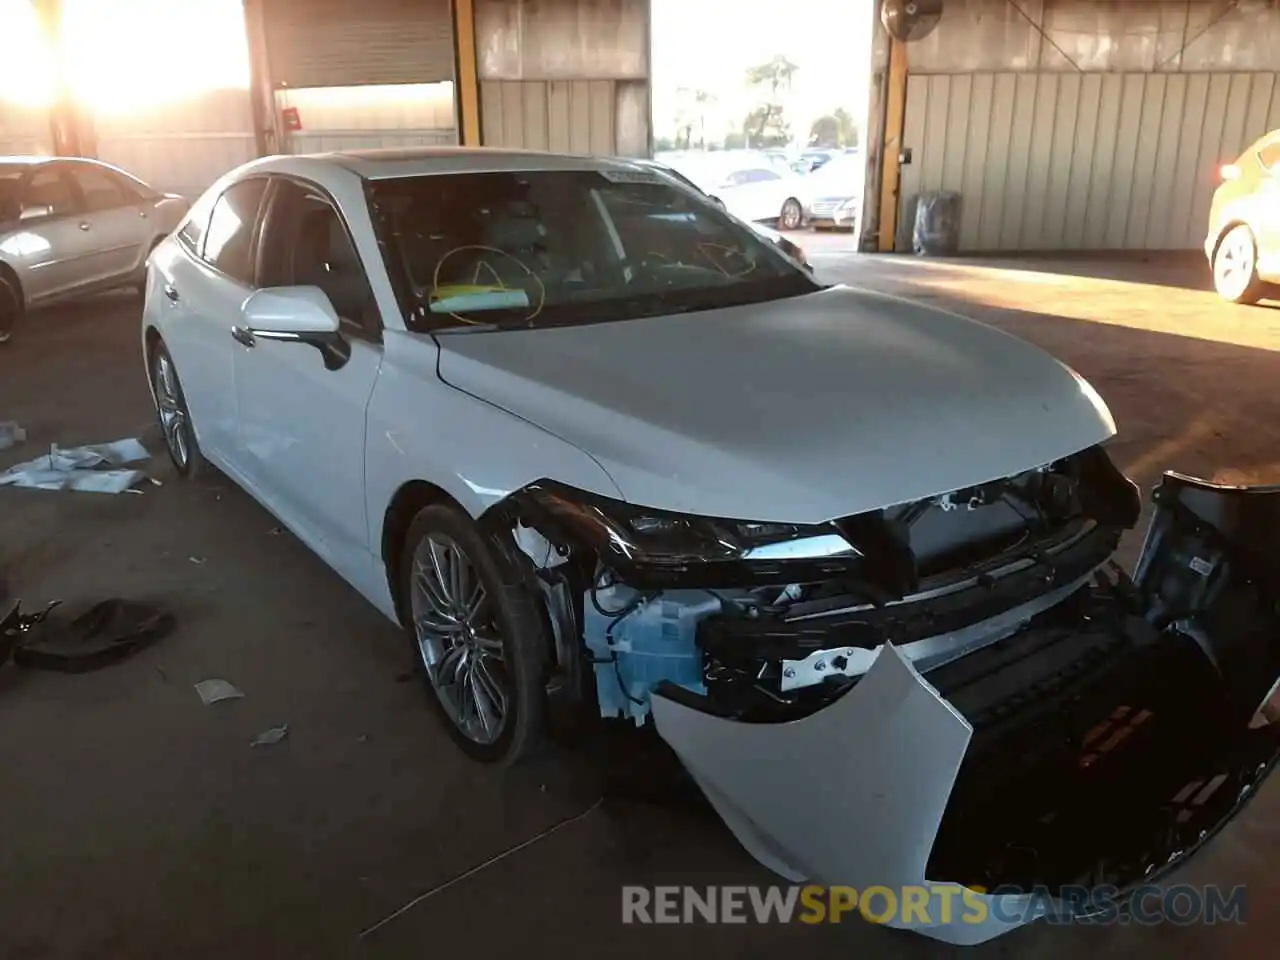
[804,151,865,231]
[795,149,835,174]
[143,147,1280,947]
[1206,128,1280,303]
[0,156,189,343]
[630,157,811,270]
[665,154,810,230]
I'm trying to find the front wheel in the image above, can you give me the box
[1212,224,1267,304]
[401,503,549,764]
[778,197,803,231]
[150,340,205,478]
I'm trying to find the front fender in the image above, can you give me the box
[364,329,624,544]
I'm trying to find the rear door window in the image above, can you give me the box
[68,165,132,211]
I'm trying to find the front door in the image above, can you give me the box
[233,176,384,565]
[1255,138,1280,278]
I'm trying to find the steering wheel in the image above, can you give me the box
[695,242,757,278]
[430,245,545,323]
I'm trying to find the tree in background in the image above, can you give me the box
[742,55,797,148]
[808,107,859,149]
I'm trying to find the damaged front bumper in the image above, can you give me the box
[651,472,1280,943]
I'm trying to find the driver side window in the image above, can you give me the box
[257,178,379,337]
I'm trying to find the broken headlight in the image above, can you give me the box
[522,482,860,567]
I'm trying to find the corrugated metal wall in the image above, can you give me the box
[892,0,1280,252]
[475,0,650,156]
[93,90,256,200]
[481,79,649,154]
[900,71,1280,252]
[276,83,457,153]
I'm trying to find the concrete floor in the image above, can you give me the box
[2,247,1279,958]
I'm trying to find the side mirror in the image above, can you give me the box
[237,286,350,370]
[19,204,52,221]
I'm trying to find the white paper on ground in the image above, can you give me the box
[195,679,244,705]
[0,421,26,452]
[0,437,150,494]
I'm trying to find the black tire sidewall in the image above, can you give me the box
[399,503,548,764]
[0,276,18,342]
[150,341,204,478]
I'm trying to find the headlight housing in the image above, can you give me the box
[519,481,860,571]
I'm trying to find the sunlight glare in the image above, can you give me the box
[59,0,249,113]
[0,0,56,107]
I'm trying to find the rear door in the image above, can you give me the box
[159,177,270,467]
[10,163,93,302]
[64,162,154,287]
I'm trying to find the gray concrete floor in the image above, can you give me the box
[2,246,1279,958]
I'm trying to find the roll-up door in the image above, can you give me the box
[262,0,455,89]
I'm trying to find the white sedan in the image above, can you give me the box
[142,148,1280,945]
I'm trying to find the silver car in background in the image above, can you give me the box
[0,156,189,343]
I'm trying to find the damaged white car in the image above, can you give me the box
[143,149,1280,945]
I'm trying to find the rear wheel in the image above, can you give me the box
[400,503,549,764]
[150,340,204,478]
[778,197,803,231]
[0,274,20,345]
[1212,224,1267,304]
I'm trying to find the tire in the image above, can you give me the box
[1212,224,1267,305]
[149,340,205,478]
[400,502,549,764]
[779,197,803,231]
[0,274,20,345]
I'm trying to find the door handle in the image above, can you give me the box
[231,325,256,348]
[163,284,180,303]
[78,221,91,231]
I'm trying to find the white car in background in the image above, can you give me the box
[0,156,189,343]
[142,148,1280,946]
[664,153,809,229]
[804,151,865,231]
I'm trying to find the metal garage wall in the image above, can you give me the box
[262,0,455,88]
[895,0,1280,252]
[93,90,256,201]
[900,71,1280,252]
[476,0,651,156]
[276,83,457,152]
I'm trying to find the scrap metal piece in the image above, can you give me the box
[195,679,244,705]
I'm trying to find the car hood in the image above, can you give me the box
[434,285,1116,524]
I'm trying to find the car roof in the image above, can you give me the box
[270,147,647,181]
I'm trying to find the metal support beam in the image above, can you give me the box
[32,0,92,156]
[877,35,907,252]
[452,0,482,145]
[242,0,280,157]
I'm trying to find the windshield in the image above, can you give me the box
[369,167,820,331]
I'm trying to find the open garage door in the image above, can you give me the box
[259,0,458,151]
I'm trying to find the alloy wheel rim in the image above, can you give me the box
[409,533,510,745]
[781,201,801,230]
[153,354,189,468]
[1216,231,1253,298]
